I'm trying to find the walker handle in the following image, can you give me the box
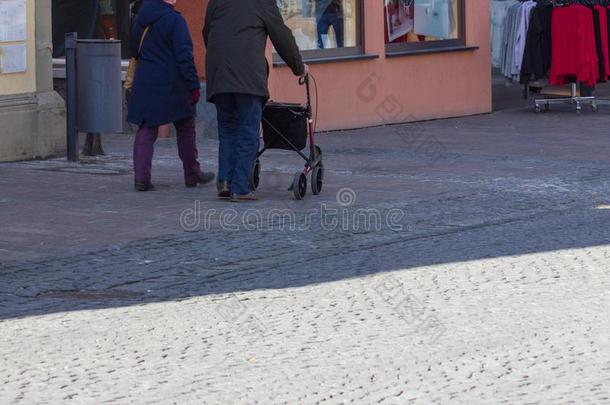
[299,74,312,114]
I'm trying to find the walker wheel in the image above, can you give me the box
[311,164,324,195]
[313,145,322,160]
[249,159,261,191]
[292,172,307,200]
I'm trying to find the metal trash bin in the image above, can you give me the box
[76,39,122,133]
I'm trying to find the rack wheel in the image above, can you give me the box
[292,172,307,200]
[311,165,324,195]
[535,104,541,113]
[249,159,261,191]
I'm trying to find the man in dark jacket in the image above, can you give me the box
[204,0,307,201]
[128,0,214,191]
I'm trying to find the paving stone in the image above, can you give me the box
[1,109,610,403]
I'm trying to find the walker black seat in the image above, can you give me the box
[252,74,323,200]
[262,102,308,151]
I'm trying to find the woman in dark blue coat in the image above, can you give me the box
[128,0,214,191]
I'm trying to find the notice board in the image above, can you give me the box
[0,0,27,74]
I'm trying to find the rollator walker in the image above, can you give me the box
[249,74,323,200]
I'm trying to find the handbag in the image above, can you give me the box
[124,26,150,91]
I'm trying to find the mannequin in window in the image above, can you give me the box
[99,0,119,40]
[51,0,100,57]
[315,0,344,49]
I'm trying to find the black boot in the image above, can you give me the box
[185,172,216,188]
[134,182,155,192]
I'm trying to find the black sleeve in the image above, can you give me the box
[260,0,305,76]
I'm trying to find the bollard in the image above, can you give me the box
[65,33,78,162]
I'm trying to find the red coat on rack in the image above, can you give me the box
[549,4,599,87]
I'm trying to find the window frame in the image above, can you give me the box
[273,0,365,62]
[51,0,133,79]
[384,0,466,55]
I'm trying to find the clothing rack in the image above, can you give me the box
[534,0,610,113]
[534,82,610,113]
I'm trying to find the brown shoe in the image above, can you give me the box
[217,181,231,199]
[230,192,259,202]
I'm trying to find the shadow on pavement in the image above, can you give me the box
[1,106,610,320]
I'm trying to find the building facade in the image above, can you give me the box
[180,0,491,131]
[0,0,65,162]
[3,0,491,162]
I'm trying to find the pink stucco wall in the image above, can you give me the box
[267,0,491,131]
[177,0,206,76]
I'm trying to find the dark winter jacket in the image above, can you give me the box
[127,0,200,126]
[203,0,305,102]
[519,4,552,85]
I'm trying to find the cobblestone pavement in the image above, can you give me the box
[1,108,610,403]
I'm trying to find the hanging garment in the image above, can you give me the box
[500,1,536,81]
[500,2,520,78]
[520,3,552,84]
[606,6,610,77]
[592,8,606,83]
[595,5,610,79]
[549,4,599,87]
[491,0,517,68]
[511,1,536,78]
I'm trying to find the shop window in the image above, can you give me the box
[51,0,134,60]
[275,0,363,59]
[384,0,465,54]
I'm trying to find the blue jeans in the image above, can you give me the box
[214,93,264,195]
[317,7,344,49]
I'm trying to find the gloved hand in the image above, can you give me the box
[189,88,200,105]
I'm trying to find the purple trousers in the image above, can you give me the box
[133,117,202,184]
